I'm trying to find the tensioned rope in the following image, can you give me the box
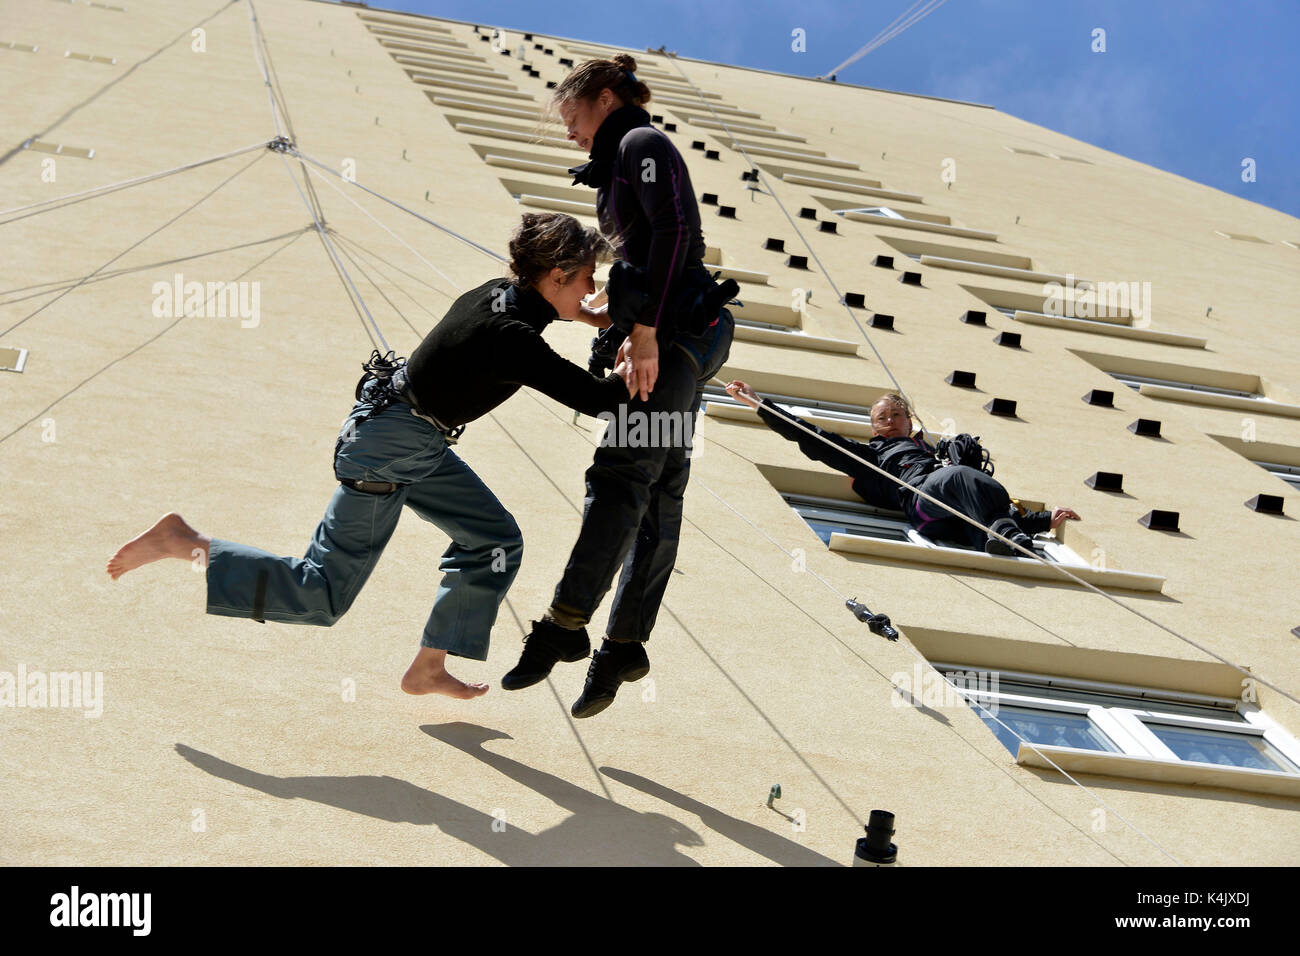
[0,150,268,339]
[0,140,273,224]
[0,228,310,306]
[0,228,308,447]
[326,201,1175,864]
[821,0,954,79]
[0,9,1241,863]
[302,160,465,296]
[517,383,1167,865]
[289,148,508,265]
[720,390,1300,712]
[660,56,1300,710]
[274,150,388,352]
[0,3,1239,857]
[12,37,1270,727]
[329,229,456,309]
[245,0,292,143]
[662,58,931,440]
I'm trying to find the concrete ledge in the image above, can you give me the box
[829,533,1167,592]
[1140,384,1300,418]
[921,255,1084,286]
[1017,745,1300,797]
[518,194,596,215]
[1013,311,1208,348]
[732,325,859,354]
[844,212,997,241]
[727,142,860,169]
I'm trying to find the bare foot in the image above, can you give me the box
[106,513,207,581]
[401,646,488,700]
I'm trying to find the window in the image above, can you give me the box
[1,347,28,373]
[1255,460,1300,492]
[700,387,876,425]
[1108,372,1257,399]
[941,666,1300,777]
[838,206,905,219]
[782,492,1081,565]
[782,493,913,545]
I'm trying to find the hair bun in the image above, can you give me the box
[612,53,638,73]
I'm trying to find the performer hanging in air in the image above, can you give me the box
[502,55,736,717]
[107,213,631,700]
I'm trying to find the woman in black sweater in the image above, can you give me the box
[106,213,631,701]
[725,381,1080,554]
[503,55,734,718]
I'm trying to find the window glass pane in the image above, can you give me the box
[1143,722,1298,773]
[974,704,1118,757]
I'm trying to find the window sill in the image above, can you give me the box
[1138,384,1300,419]
[725,141,861,170]
[1016,744,1300,797]
[1014,311,1207,349]
[731,325,861,355]
[843,211,998,242]
[920,255,1080,286]
[829,532,1166,593]
[704,400,877,439]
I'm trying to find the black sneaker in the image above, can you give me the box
[570,640,650,719]
[501,619,590,690]
[985,518,1034,557]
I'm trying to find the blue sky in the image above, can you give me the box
[381,0,1300,220]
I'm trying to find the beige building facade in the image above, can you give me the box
[2,0,1298,866]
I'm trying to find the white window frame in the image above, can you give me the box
[1109,371,1257,400]
[835,205,905,219]
[1252,460,1300,492]
[700,387,878,426]
[938,665,1300,776]
[783,493,1087,567]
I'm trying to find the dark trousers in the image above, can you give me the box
[905,464,1022,549]
[551,313,733,642]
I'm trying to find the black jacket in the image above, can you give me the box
[570,105,705,335]
[757,403,936,510]
[757,403,1054,532]
[404,278,628,428]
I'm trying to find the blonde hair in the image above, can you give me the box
[871,393,912,419]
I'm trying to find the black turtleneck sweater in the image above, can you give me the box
[404,278,628,428]
[570,105,706,335]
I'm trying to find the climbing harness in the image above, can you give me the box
[935,433,995,477]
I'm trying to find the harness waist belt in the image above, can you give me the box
[390,367,465,442]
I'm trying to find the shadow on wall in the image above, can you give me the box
[175,724,841,866]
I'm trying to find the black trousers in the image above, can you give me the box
[904,464,1024,549]
[551,313,733,642]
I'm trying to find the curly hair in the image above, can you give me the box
[506,212,610,287]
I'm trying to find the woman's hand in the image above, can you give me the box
[1050,507,1081,531]
[612,355,634,394]
[625,324,659,400]
[724,380,761,410]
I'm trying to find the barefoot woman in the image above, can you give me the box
[107,213,630,700]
